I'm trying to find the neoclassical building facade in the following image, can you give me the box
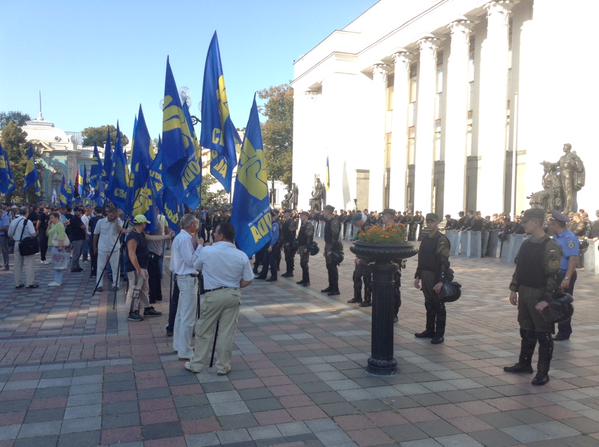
[292,0,598,216]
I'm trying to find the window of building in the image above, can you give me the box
[383,132,392,208]
[387,84,394,111]
[407,126,416,165]
[409,63,418,102]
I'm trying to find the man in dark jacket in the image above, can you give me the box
[281,210,298,278]
[321,205,342,296]
[296,211,314,286]
[414,213,451,344]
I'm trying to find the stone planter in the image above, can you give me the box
[350,241,418,375]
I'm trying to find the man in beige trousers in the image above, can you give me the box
[185,222,254,375]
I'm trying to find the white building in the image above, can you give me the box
[292,0,598,217]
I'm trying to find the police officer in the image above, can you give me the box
[281,210,298,278]
[504,208,562,386]
[548,211,579,341]
[382,209,402,322]
[414,213,451,344]
[349,213,371,306]
[296,211,314,287]
[321,205,342,296]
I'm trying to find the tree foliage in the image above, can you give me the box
[200,173,229,210]
[82,124,129,147]
[0,111,31,129]
[0,122,38,202]
[258,84,293,188]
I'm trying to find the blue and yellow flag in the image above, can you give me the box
[200,32,240,193]
[82,165,90,198]
[59,175,71,207]
[130,106,152,214]
[25,146,40,195]
[5,155,15,195]
[231,96,271,258]
[0,144,9,194]
[149,136,164,213]
[161,57,193,195]
[163,186,183,232]
[102,131,113,183]
[90,144,102,189]
[181,102,202,210]
[107,123,129,213]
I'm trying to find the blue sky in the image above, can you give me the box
[0,0,378,141]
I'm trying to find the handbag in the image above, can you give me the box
[18,219,40,256]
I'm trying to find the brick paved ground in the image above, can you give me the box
[1,241,599,446]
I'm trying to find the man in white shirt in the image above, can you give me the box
[171,213,203,360]
[93,206,123,292]
[80,206,92,262]
[185,222,253,375]
[8,207,38,288]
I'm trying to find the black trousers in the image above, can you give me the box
[167,274,179,333]
[39,234,48,261]
[421,270,446,336]
[326,258,339,292]
[268,244,281,279]
[255,246,269,276]
[557,270,577,336]
[299,247,310,283]
[89,236,97,276]
[353,262,371,302]
[148,253,163,303]
[284,244,296,274]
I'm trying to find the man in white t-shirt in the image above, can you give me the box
[93,207,123,292]
[8,207,38,288]
[80,206,92,262]
[185,222,254,375]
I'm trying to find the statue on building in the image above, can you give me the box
[557,143,585,213]
[309,176,326,211]
[282,182,299,210]
[292,183,299,210]
[530,144,585,213]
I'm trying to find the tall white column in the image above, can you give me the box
[414,36,438,213]
[389,50,411,211]
[443,20,471,217]
[477,0,512,215]
[369,63,388,212]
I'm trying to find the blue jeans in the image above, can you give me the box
[53,269,64,285]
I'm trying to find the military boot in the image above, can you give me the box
[504,329,536,374]
[532,332,553,385]
[415,304,435,338]
[431,305,446,345]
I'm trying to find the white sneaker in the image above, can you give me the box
[48,281,60,287]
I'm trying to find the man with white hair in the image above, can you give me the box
[171,213,203,360]
[8,207,38,288]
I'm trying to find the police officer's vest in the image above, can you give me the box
[418,232,442,274]
[515,238,550,289]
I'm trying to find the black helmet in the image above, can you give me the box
[439,281,462,303]
[308,241,319,256]
[543,293,574,323]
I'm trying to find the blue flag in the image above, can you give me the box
[130,106,152,214]
[5,155,15,195]
[181,102,202,210]
[59,176,71,207]
[107,123,129,213]
[102,131,113,184]
[90,144,102,189]
[231,96,271,258]
[0,144,10,194]
[25,146,40,195]
[82,165,90,198]
[163,186,183,232]
[200,32,240,193]
[161,57,193,195]
[149,136,164,212]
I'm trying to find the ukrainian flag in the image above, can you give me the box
[181,102,202,210]
[231,96,271,258]
[25,146,40,195]
[200,32,240,193]
[0,143,9,195]
[107,123,129,213]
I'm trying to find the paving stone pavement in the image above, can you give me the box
[1,240,599,446]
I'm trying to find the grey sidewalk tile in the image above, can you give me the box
[69,383,102,395]
[67,392,102,407]
[248,425,282,440]
[37,378,72,388]
[186,433,220,447]
[216,428,252,444]
[400,440,443,447]
[530,421,580,439]
[63,403,101,419]
[24,408,64,423]
[314,429,353,446]
[60,416,101,434]
[211,401,250,416]
[435,434,484,447]
[277,421,311,437]
[0,424,21,441]
[57,430,100,447]
[306,418,339,432]
[18,421,62,438]
[501,425,551,443]
[3,380,39,391]
[15,435,59,447]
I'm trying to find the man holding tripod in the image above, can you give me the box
[93,207,123,292]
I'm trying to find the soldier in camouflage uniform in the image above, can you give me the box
[414,213,451,344]
[381,209,403,323]
[349,212,372,307]
[505,208,562,386]
[296,211,314,287]
[321,205,343,296]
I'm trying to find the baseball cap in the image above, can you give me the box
[133,215,150,224]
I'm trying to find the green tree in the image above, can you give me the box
[82,124,129,147]
[200,173,229,210]
[1,122,33,202]
[0,111,31,129]
[258,84,293,190]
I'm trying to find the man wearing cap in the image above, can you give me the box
[505,208,562,386]
[548,210,580,341]
[296,211,314,286]
[281,210,298,278]
[414,213,451,344]
[349,212,371,306]
[321,205,343,296]
[124,215,170,321]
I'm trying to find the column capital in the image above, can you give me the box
[417,35,440,53]
[392,50,411,65]
[484,0,514,17]
[448,18,472,36]
[372,62,389,80]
